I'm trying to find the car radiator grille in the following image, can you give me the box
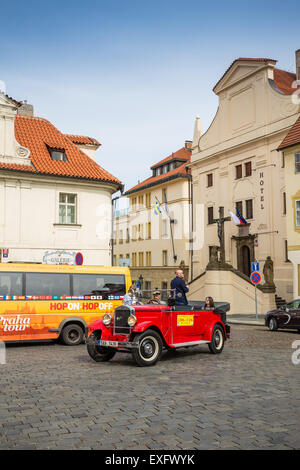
[114,307,131,335]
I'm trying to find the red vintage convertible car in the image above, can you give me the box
[86,297,230,366]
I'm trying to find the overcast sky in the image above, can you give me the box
[1,0,299,191]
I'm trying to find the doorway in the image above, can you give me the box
[241,245,250,277]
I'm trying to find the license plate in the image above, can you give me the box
[99,340,118,347]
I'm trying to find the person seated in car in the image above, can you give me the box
[148,291,166,305]
[123,283,138,305]
[203,296,215,310]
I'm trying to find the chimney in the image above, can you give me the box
[17,100,34,116]
[185,140,192,149]
[296,49,300,82]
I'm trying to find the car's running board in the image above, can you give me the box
[170,340,210,348]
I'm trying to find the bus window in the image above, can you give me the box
[0,272,22,296]
[25,273,71,297]
[72,274,126,298]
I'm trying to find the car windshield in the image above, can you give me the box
[285,301,300,309]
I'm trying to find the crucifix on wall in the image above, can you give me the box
[212,207,231,264]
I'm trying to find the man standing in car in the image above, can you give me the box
[171,269,189,305]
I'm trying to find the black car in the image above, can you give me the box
[265,299,300,332]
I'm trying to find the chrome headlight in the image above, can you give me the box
[103,313,112,327]
[127,314,137,327]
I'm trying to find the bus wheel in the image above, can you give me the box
[61,324,84,346]
[87,333,116,362]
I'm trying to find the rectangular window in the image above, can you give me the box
[113,255,117,266]
[50,149,67,161]
[146,251,152,266]
[161,281,168,301]
[138,195,144,208]
[126,228,130,243]
[245,162,252,177]
[144,281,152,299]
[119,229,123,244]
[245,199,253,219]
[72,273,125,298]
[236,201,243,216]
[283,192,286,215]
[131,197,137,211]
[0,272,23,296]
[25,273,70,297]
[295,153,300,173]
[207,173,213,187]
[146,193,151,208]
[236,165,242,179]
[281,153,285,168]
[208,206,214,225]
[162,250,168,266]
[147,222,151,239]
[59,193,77,224]
[295,200,300,226]
[132,253,137,267]
[138,224,143,240]
[138,252,144,266]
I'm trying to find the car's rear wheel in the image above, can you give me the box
[87,332,116,362]
[61,324,84,346]
[208,325,225,354]
[268,317,278,331]
[132,329,163,366]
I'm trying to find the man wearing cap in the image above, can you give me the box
[170,269,189,305]
[148,291,166,305]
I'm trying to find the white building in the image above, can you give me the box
[0,92,121,265]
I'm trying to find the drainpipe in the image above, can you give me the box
[188,175,193,282]
[111,185,124,266]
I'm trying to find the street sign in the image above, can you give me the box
[2,249,9,258]
[250,271,261,285]
[251,261,259,272]
[75,252,84,266]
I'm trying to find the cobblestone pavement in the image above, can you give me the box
[0,325,299,450]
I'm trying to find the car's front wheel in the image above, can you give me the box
[268,317,278,331]
[87,332,116,362]
[208,325,225,354]
[132,329,163,366]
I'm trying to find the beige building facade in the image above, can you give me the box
[113,142,192,293]
[189,55,300,305]
[278,109,300,298]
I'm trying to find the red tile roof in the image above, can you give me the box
[0,115,120,186]
[64,134,101,146]
[151,147,190,169]
[273,68,297,95]
[278,115,300,150]
[213,57,298,95]
[126,147,191,195]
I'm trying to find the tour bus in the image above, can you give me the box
[0,263,131,345]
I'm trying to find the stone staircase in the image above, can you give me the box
[275,294,286,308]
